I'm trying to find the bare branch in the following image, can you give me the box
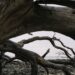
[42,49,50,58]
[17,36,73,61]
[53,37,75,55]
[48,59,73,66]
[0,40,38,75]
[51,39,73,61]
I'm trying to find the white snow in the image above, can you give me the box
[9,31,75,60]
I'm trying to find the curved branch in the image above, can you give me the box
[17,36,73,61]
[51,39,73,61]
[53,37,75,55]
[0,40,38,75]
[1,53,16,68]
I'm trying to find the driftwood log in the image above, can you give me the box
[0,0,75,75]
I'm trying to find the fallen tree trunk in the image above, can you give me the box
[0,0,75,44]
[0,41,38,75]
[1,40,72,75]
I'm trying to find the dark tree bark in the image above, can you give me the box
[0,0,75,75]
[0,0,74,44]
[0,40,38,75]
[2,43,50,75]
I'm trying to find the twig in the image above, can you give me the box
[53,37,75,55]
[42,49,50,58]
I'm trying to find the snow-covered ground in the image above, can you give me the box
[5,31,75,60]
